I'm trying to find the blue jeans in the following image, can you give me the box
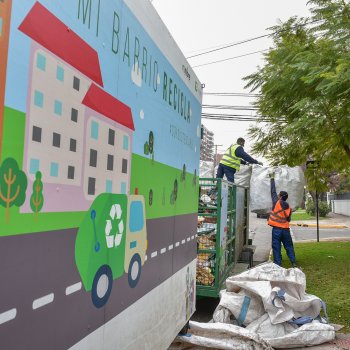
[272,227,296,266]
[216,163,236,183]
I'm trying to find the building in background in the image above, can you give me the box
[200,124,214,161]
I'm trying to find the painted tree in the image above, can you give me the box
[0,158,28,223]
[244,0,350,190]
[30,171,44,220]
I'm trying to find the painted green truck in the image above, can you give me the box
[75,193,147,308]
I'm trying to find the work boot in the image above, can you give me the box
[292,262,300,269]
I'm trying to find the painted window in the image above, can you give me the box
[123,135,129,151]
[68,166,75,179]
[108,129,115,145]
[91,121,99,140]
[88,177,96,195]
[0,17,3,38]
[56,66,64,81]
[121,182,126,194]
[36,53,46,71]
[50,162,59,177]
[89,149,97,167]
[34,90,44,108]
[70,138,77,152]
[129,201,144,232]
[52,132,61,148]
[107,154,114,171]
[71,108,78,122]
[54,100,62,116]
[73,76,80,91]
[122,158,128,174]
[29,158,40,174]
[32,126,42,142]
[106,180,112,193]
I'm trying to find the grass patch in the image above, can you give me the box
[281,241,350,332]
[291,210,325,221]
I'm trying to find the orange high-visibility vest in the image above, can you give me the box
[268,200,291,229]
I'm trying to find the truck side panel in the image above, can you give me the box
[0,1,202,349]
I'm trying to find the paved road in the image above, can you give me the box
[291,226,350,241]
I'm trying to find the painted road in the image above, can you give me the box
[0,214,197,350]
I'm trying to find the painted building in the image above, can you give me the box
[0,0,12,160]
[19,2,133,212]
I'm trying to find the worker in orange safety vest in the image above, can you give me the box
[268,171,298,268]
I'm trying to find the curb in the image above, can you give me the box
[290,223,348,229]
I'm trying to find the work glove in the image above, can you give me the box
[257,161,263,166]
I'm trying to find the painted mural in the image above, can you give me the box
[0,1,202,349]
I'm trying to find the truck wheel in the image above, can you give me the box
[91,265,113,308]
[128,254,141,288]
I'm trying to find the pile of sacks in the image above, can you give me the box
[235,165,305,213]
[173,263,335,349]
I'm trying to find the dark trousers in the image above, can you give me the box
[272,227,296,266]
[216,163,236,183]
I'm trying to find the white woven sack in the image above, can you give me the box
[249,165,305,212]
[234,164,252,187]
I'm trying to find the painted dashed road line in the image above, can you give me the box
[0,308,16,325]
[1,234,196,325]
[32,293,54,310]
[65,282,82,296]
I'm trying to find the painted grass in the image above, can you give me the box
[281,241,350,332]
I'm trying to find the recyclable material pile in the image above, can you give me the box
[173,262,335,349]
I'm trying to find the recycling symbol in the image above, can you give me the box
[105,204,124,249]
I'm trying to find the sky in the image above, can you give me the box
[152,0,311,156]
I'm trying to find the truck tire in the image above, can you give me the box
[128,253,141,288]
[91,265,113,308]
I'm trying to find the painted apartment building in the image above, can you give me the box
[0,0,12,160]
[19,2,133,212]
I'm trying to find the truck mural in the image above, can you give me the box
[0,1,202,349]
[75,192,148,308]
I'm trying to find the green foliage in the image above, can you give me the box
[0,158,28,223]
[305,199,331,217]
[30,171,44,217]
[282,241,350,332]
[244,1,350,191]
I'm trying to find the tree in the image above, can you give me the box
[30,171,44,219]
[244,0,350,190]
[0,158,28,223]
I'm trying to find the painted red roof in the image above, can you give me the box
[82,84,134,131]
[19,2,103,86]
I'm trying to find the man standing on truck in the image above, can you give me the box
[268,171,298,268]
[216,137,263,183]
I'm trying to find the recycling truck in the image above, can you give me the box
[0,1,202,349]
[75,193,148,308]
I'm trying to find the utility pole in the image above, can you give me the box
[213,144,223,177]
[306,160,319,242]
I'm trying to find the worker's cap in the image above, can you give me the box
[279,191,288,200]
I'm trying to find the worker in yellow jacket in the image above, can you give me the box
[216,137,263,183]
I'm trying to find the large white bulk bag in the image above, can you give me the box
[234,164,252,187]
[249,165,305,213]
